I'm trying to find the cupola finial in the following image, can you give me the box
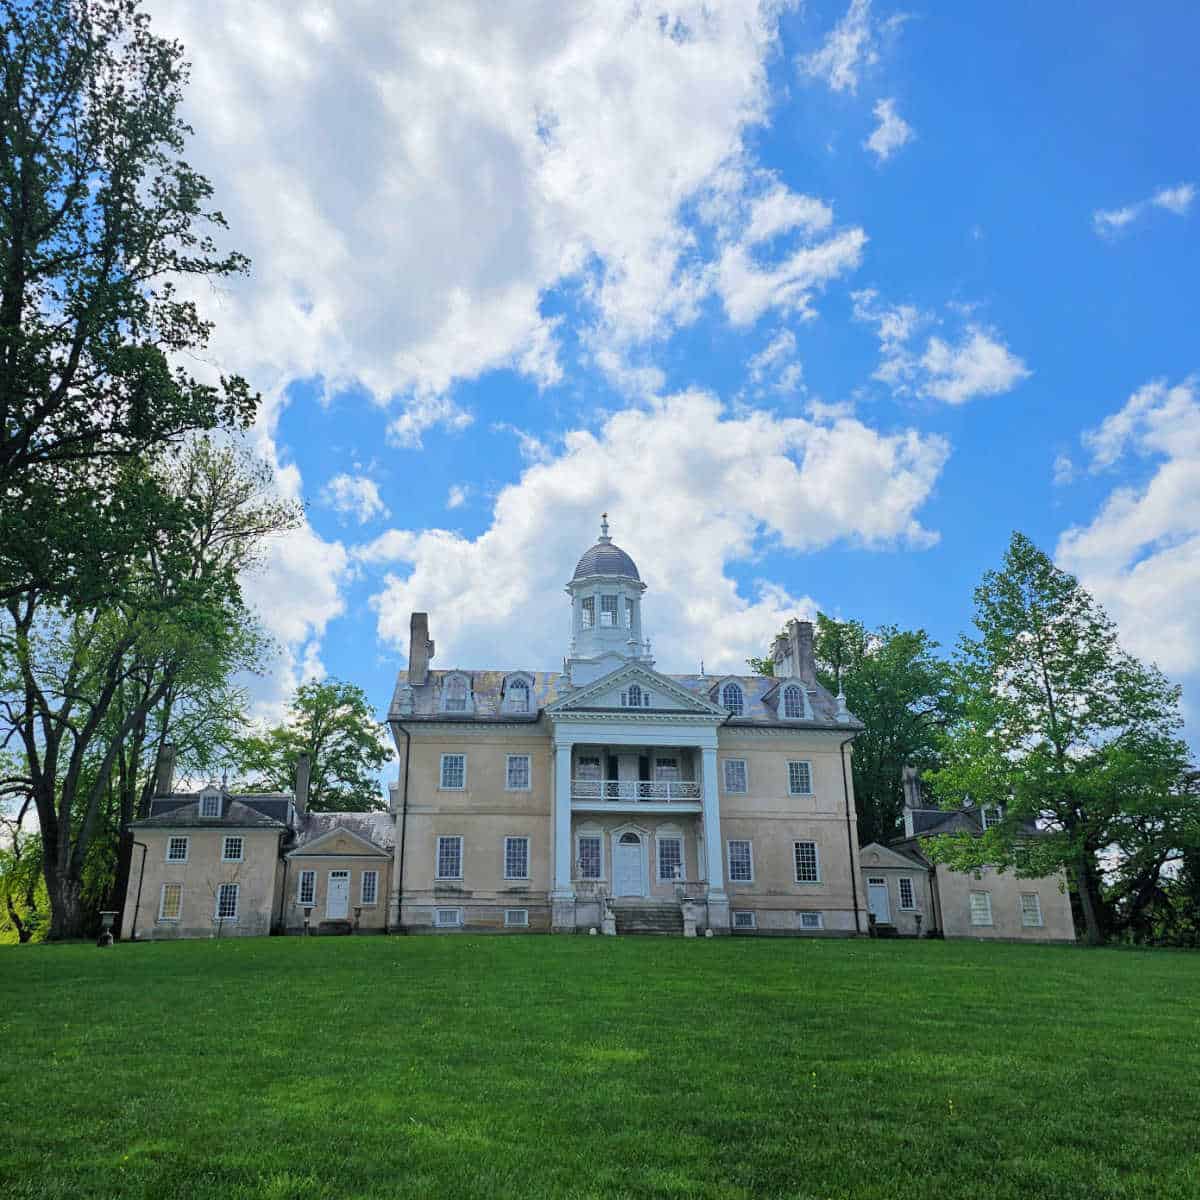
[599,512,611,543]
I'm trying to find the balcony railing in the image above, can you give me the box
[571,779,702,802]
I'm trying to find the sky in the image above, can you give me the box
[145,1,1200,748]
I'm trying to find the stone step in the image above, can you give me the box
[612,905,684,935]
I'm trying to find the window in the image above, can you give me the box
[788,760,813,796]
[654,757,679,782]
[297,869,316,907]
[215,883,239,922]
[577,835,602,880]
[436,835,463,880]
[199,792,221,818]
[799,911,823,930]
[600,594,618,626]
[782,685,804,720]
[222,836,243,863]
[506,754,531,791]
[721,682,744,715]
[361,870,379,906]
[504,836,530,880]
[505,677,531,713]
[435,907,463,927]
[621,683,650,707]
[576,756,601,781]
[969,891,993,926]
[982,805,1003,830]
[443,675,469,712]
[158,883,182,922]
[732,910,757,930]
[580,596,595,629]
[657,835,683,882]
[624,598,635,628]
[898,877,916,910]
[1020,893,1043,927]
[793,840,820,883]
[727,840,754,883]
[166,836,189,863]
[504,908,529,928]
[723,759,748,793]
[440,754,466,790]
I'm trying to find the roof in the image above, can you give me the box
[147,793,293,825]
[130,797,287,830]
[291,811,395,854]
[572,539,640,581]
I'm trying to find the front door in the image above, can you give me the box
[327,870,350,919]
[867,877,890,924]
[614,833,644,896]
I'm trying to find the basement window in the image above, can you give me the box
[435,907,463,928]
[504,908,529,928]
[799,912,823,930]
[732,910,756,930]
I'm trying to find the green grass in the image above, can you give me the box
[1,937,1198,1200]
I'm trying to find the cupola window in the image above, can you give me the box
[600,595,618,626]
[580,597,595,630]
[782,685,804,720]
[624,598,634,627]
[722,682,744,716]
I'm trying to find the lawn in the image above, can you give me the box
[1,937,1197,1200]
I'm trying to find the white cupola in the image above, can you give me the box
[565,514,652,685]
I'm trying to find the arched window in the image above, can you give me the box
[443,675,469,712]
[782,685,803,720]
[722,682,744,716]
[506,677,530,713]
[626,683,641,707]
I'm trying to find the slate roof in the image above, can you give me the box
[572,540,641,581]
[130,797,287,830]
[291,810,395,854]
[147,793,293,825]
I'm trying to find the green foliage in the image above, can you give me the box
[2,939,1200,1198]
[233,679,391,812]
[0,0,257,604]
[926,532,1195,945]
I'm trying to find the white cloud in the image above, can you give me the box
[799,0,877,94]
[1093,182,1195,237]
[1057,378,1200,704]
[447,484,469,510]
[1052,453,1075,487]
[864,98,913,163]
[747,329,804,394]
[321,472,389,524]
[357,389,949,675]
[852,290,1029,404]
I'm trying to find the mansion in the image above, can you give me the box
[120,517,1073,942]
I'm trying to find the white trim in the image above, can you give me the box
[798,911,824,930]
[726,838,754,884]
[503,908,529,928]
[439,753,467,790]
[732,910,757,930]
[793,840,821,883]
[360,869,379,907]
[969,890,993,927]
[503,835,530,881]
[297,868,316,907]
[504,754,532,791]
[165,835,189,864]
[434,906,463,928]
[157,882,182,922]
[199,790,222,818]
[221,835,244,863]
[610,824,650,897]
[897,876,916,910]
[214,882,240,923]
[436,835,464,881]
[655,831,685,884]
[575,827,605,881]
[325,868,351,920]
[720,681,744,716]
[1020,892,1043,928]
[787,760,813,796]
[501,672,535,715]
[439,671,474,715]
[722,758,748,794]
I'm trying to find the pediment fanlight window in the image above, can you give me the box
[502,673,534,714]
[440,672,474,714]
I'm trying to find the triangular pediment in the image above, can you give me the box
[859,842,925,870]
[287,825,390,859]
[546,662,724,716]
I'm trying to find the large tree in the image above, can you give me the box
[233,680,391,813]
[925,532,1194,946]
[0,0,255,604]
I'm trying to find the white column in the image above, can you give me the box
[552,741,574,898]
[701,747,725,895]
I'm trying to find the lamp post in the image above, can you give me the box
[353,906,362,933]
[302,904,314,936]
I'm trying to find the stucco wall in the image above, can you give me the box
[281,854,393,932]
[935,864,1076,941]
[121,828,283,940]
[857,852,933,936]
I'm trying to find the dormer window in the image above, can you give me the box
[503,675,532,714]
[982,805,1004,830]
[580,597,595,629]
[721,682,744,716]
[199,791,221,818]
[782,685,804,720]
[600,595,618,627]
[441,673,474,714]
[621,684,650,707]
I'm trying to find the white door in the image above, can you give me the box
[614,834,644,896]
[867,877,890,924]
[327,870,350,919]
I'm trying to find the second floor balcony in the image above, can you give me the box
[571,778,702,802]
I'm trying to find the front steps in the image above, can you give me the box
[612,901,684,936]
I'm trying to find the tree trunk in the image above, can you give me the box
[1075,854,1106,946]
[45,872,86,941]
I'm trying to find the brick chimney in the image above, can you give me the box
[408,612,434,686]
[294,751,311,816]
[901,764,922,837]
[789,618,816,685]
[153,741,176,796]
[770,631,792,676]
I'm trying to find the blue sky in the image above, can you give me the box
[149,1,1199,746]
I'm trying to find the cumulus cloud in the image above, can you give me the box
[799,0,876,94]
[1052,453,1075,487]
[864,98,913,163]
[356,390,949,675]
[747,329,804,394]
[852,289,1030,404]
[446,484,469,510]
[1057,379,1200,705]
[321,472,389,524]
[1093,182,1195,237]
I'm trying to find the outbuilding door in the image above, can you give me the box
[327,870,350,919]
[614,833,644,897]
[867,877,890,924]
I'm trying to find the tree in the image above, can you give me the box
[1,439,298,938]
[925,532,1194,946]
[0,0,256,604]
[233,680,391,813]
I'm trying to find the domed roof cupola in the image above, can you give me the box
[564,515,651,685]
[572,514,641,581]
